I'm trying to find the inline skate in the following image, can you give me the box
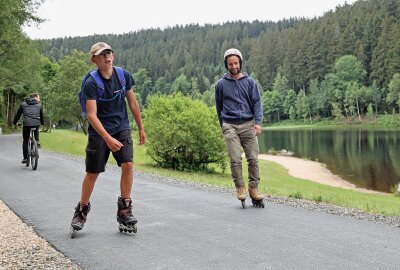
[117,197,137,234]
[248,186,265,208]
[70,201,91,238]
[236,186,247,208]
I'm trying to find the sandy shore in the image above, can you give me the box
[259,154,386,195]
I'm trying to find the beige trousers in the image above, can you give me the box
[222,120,260,188]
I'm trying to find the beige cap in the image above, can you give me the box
[90,42,113,56]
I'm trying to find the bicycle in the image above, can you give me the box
[26,127,39,170]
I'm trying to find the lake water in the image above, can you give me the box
[258,128,400,193]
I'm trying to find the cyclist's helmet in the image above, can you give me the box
[224,48,243,69]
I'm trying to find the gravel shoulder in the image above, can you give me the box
[0,200,81,270]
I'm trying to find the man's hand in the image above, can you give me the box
[138,129,146,146]
[105,136,124,152]
[254,125,262,136]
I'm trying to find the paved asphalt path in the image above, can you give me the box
[1,133,400,270]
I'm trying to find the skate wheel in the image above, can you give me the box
[70,227,77,239]
[251,199,265,208]
[118,223,137,234]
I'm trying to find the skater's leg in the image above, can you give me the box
[117,162,136,226]
[71,173,97,234]
[70,134,106,237]
[120,162,133,199]
[239,120,260,189]
[80,173,99,205]
[117,162,137,228]
[112,130,137,232]
[82,132,109,204]
[238,121,265,207]
[111,130,134,199]
[222,123,245,188]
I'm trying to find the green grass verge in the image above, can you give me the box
[40,129,400,216]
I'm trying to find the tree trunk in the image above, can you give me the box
[356,97,361,121]
[5,88,17,128]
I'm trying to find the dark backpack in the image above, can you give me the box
[78,66,126,118]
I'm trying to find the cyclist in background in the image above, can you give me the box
[13,93,44,164]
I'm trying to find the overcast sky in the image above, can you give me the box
[23,0,358,39]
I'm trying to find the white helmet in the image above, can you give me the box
[224,48,243,61]
[224,48,243,70]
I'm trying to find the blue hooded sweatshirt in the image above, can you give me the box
[215,72,263,127]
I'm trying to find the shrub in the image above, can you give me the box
[143,93,227,172]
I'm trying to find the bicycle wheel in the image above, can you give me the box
[26,139,31,167]
[31,140,38,170]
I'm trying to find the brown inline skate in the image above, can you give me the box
[248,186,266,208]
[236,186,248,208]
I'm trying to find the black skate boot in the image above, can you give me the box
[70,201,91,238]
[117,197,138,234]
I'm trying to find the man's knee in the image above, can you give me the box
[230,159,242,166]
[247,157,259,165]
[227,146,242,162]
[85,172,99,182]
[121,162,133,171]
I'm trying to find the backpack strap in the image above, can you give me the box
[89,70,105,97]
[89,67,126,102]
[114,66,127,99]
[115,66,126,91]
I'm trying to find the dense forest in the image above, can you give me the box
[2,0,400,129]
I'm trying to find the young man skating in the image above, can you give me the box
[70,42,145,237]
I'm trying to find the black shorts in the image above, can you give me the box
[85,129,133,173]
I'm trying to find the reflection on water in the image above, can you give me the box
[259,128,400,193]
